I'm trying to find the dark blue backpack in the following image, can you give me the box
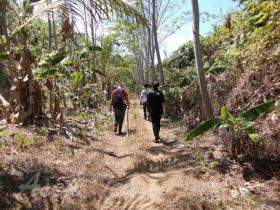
[112,89,125,108]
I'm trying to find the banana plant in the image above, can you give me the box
[185,100,277,141]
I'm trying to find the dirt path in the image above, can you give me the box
[92,102,280,210]
[93,102,225,209]
[1,102,279,209]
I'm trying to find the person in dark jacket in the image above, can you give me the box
[147,81,165,143]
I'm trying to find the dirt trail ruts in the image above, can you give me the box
[94,102,208,210]
[2,101,278,209]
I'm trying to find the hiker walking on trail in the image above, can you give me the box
[147,81,165,143]
[110,85,130,135]
[140,84,151,121]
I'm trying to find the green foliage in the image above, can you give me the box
[94,115,113,132]
[238,100,276,122]
[13,132,34,144]
[164,86,182,100]
[185,101,276,141]
[184,119,223,140]
[71,72,85,89]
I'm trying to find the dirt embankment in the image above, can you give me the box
[0,102,279,209]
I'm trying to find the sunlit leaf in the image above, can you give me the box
[238,101,276,122]
[245,127,260,142]
[184,119,223,140]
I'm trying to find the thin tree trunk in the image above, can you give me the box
[47,0,52,52]
[0,2,10,50]
[51,8,58,49]
[90,6,94,46]
[191,0,213,119]
[152,0,165,86]
[83,0,89,40]
[147,26,156,80]
[47,0,54,113]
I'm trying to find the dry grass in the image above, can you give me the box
[1,102,280,209]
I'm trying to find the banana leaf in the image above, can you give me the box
[238,101,276,122]
[92,68,105,76]
[179,74,196,87]
[0,53,21,61]
[36,68,57,79]
[61,58,92,66]
[40,46,101,66]
[245,127,260,142]
[221,106,234,121]
[209,67,226,75]
[184,118,223,140]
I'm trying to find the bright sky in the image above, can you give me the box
[73,0,240,58]
[161,0,240,58]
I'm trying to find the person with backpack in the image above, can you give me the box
[140,84,151,121]
[109,85,130,135]
[147,81,165,143]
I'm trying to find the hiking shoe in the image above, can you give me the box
[154,137,160,143]
[114,125,117,132]
[117,132,126,136]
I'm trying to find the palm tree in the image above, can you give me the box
[0,0,145,125]
[97,36,135,99]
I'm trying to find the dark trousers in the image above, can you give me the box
[150,114,161,140]
[143,102,150,120]
[113,106,126,132]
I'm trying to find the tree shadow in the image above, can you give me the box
[0,162,70,209]
[128,128,137,134]
[242,158,280,181]
[91,148,131,159]
[210,156,280,181]
[98,191,154,210]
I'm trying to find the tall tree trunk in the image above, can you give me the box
[191,0,213,119]
[0,2,9,50]
[47,0,52,52]
[152,0,165,86]
[51,8,58,49]
[46,0,54,114]
[83,0,89,40]
[147,26,156,80]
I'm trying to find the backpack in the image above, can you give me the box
[112,89,125,108]
[141,89,150,103]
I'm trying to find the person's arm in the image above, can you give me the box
[123,90,130,109]
[140,90,143,104]
[161,91,165,102]
[109,91,114,111]
[125,96,130,109]
[109,99,113,111]
[140,96,143,104]
[147,93,151,109]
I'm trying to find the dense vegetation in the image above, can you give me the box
[0,0,279,209]
[162,0,279,160]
